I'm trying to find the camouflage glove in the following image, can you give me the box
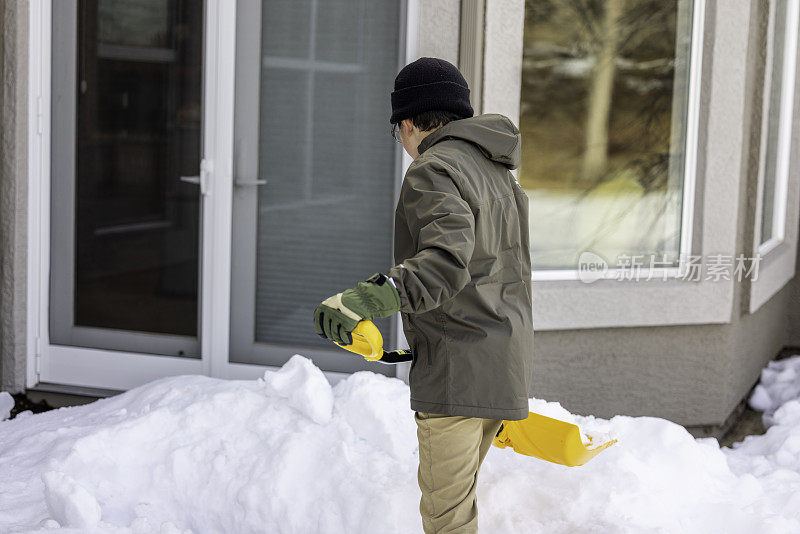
[313,273,401,345]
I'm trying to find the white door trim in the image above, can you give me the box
[393,0,419,383]
[27,0,51,388]
[201,0,235,380]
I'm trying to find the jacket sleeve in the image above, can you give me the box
[387,160,475,314]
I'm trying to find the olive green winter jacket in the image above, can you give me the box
[387,113,533,421]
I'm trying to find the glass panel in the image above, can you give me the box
[519,0,694,270]
[254,0,398,349]
[51,0,203,349]
[261,0,311,59]
[229,0,400,366]
[760,0,790,245]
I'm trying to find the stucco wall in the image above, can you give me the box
[417,0,460,65]
[0,0,28,393]
[780,10,800,350]
[786,242,800,346]
[721,0,797,416]
[481,0,523,126]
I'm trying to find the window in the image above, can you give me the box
[519,0,697,273]
[749,0,800,313]
[757,0,799,254]
[49,0,203,356]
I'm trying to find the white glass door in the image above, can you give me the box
[50,0,204,356]
[229,0,404,375]
[33,0,409,390]
[38,0,227,390]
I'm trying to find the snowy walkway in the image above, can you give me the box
[1,354,800,533]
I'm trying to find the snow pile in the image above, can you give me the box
[262,354,334,425]
[42,471,102,529]
[525,396,613,447]
[748,355,800,422]
[0,359,419,534]
[720,354,800,524]
[2,355,800,533]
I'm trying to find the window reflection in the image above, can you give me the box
[74,0,202,336]
[519,0,693,270]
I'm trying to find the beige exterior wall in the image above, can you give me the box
[481,0,524,126]
[1,0,28,393]
[418,0,460,64]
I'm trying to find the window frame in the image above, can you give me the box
[749,0,800,313]
[518,0,702,283]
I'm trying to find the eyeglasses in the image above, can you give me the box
[391,123,402,144]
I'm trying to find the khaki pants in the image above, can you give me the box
[415,411,503,533]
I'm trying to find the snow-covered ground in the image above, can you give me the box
[2,354,800,534]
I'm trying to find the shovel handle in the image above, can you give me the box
[375,349,413,364]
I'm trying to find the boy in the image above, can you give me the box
[314,57,533,533]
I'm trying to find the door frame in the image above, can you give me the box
[27,0,417,391]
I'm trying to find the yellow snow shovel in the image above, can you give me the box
[333,321,617,465]
[493,413,617,467]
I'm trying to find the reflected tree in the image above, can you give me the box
[520,0,688,270]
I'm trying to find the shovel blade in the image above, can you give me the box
[493,412,617,467]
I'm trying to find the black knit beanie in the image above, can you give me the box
[390,57,474,124]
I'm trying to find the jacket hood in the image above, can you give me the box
[417,113,521,169]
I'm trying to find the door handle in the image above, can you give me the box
[234,179,267,187]
[180,158,213,196]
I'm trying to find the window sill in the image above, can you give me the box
[531,275,734,330]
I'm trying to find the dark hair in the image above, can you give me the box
[408,110,465,132]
